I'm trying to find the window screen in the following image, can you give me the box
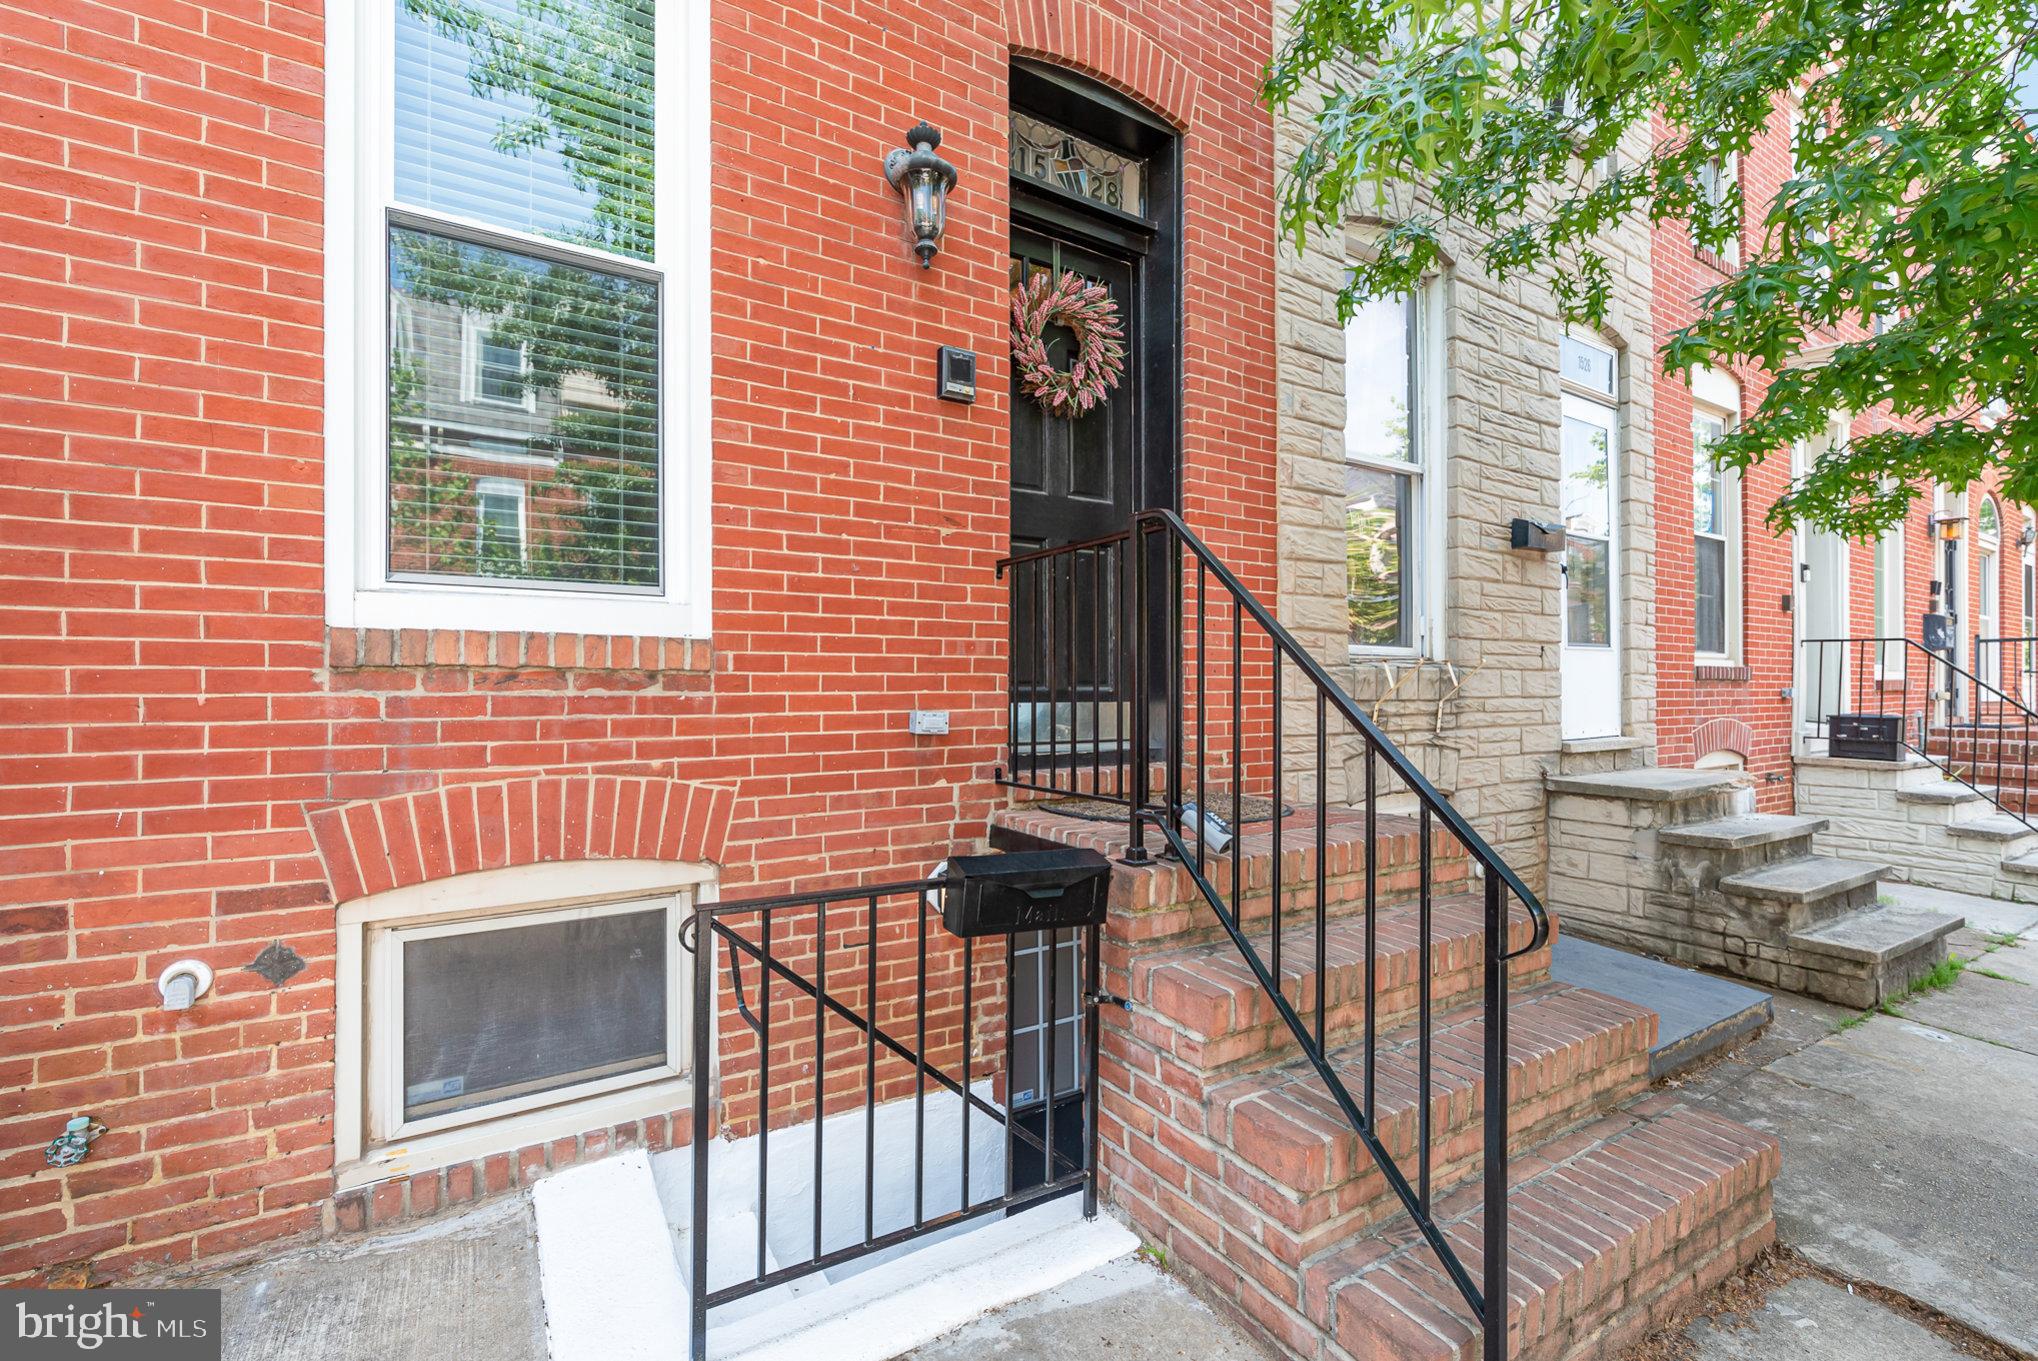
[401,907,667,1121]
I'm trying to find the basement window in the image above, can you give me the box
[336,863,706,1188]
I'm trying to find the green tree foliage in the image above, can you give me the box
[1270,0,2037,537]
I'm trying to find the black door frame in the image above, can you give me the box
[1009,57,1182,524]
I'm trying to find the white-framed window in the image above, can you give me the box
[1874,522,1905,675]
[1560,335,1619,651]
[1691,372,1743,662]
[475,477,529,567]
[461,314,537,411]
[325,0,711,639]
[335,860,710,1189]
[1344,283,1445,655]
[1696,154,1742,266]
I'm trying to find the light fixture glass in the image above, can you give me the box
[885,121,958,267]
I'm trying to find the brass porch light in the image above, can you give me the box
[884,121,957,268]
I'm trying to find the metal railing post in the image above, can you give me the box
[1482,871,1508,1361]
[690,908,713,1360]
[1124,523,1150,864]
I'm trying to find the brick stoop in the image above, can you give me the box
[1010,803,1781,1361]
[1304,1097,1778,1361]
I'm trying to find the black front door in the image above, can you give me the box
[1008,230,1139,556]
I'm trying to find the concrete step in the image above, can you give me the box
[1129,892,1549,1072]
[1303,1096,1778,1361]
[1717,855,1886,906]
[994,803,1472,949]
[1203,981,1655,1255]
[2000,851,2038,880]
[1788,904,1966,1009]
[1550,936,1772,1080]
[1893,781,1987,808]
[1944,813,2037,845]
[1659,814,1827,852]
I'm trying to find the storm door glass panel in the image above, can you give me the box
[400,908,667,1122]
[1009,929,1082,1108]
[1561,415,1612,646]
[1346,464,1411,648]
[387,228,661,588]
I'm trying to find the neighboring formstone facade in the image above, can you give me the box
[1271,1,1659,892]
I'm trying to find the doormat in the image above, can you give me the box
[1034,795,1287,825]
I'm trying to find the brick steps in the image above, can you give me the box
[1129,892,1551,1072]
[1201,982,1654,1258]
[996,803,1472,949]
[1303,1096,1778,1361]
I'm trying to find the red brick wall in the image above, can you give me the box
[1649,104,2022,797]
[0,0,1275,1283]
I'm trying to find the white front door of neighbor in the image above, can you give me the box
[1798,525,1849,729]
[1559,359,1621,739]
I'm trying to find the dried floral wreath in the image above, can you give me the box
[1010,269,1126,417]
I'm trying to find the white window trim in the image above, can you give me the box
[1874,523,1905,677]
[334,859,715,1191]
[1699,153,1742,267]
[323,1,712,640]
[460,314,538,412]
[1346,280,1448,660]
[475,476,529,562]
[1559,331,1620,653]
[1691,366,1743,664]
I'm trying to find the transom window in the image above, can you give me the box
[1344,287,1440,653]
[327,0,708,637]
[1009,112,1147,217]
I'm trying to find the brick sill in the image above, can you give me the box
[327,627,712,677]
[1695,662,1752,683]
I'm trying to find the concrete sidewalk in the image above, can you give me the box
[1668,880,2038,1359]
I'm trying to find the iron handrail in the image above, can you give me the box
[1801,634,2038,828]
[998,508,1546,1360]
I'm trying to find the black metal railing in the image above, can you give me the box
[684,881,1099,1356]
[998,509,1549,1361]
[1801,635,2038,826]
[1976,635,2038,704]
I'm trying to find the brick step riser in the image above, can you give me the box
[1137,930,1550,1076]
[1213,1027,1653,1264]
[1109,849,1476,950]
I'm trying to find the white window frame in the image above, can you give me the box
[1559,333,1620,652]
[334,860,713,1191]
[460,314,538,412]
[324,1,712,640]
[474,477,529,563]
[1698,153,1742,267]
[1691,367,1743,664]
[1344,279,1448,659]
[1874,522,1905,676]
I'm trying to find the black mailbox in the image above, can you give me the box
[1921,612,1953,651]
[941,848,1111,938]
[1829,713,1904,762]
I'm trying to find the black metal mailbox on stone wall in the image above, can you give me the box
[941,848,1111,937]
[1829,712,1905,761]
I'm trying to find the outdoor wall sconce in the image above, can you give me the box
[1937,515,1966,542]
[885,121,957,268]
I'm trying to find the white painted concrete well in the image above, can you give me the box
[533,1087,1137,1361]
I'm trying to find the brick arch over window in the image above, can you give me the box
[307,775,736,906]
[1004,0,1201,129]
[1692,718,1755,760]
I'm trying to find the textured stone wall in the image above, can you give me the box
[1270,1,1659,893]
